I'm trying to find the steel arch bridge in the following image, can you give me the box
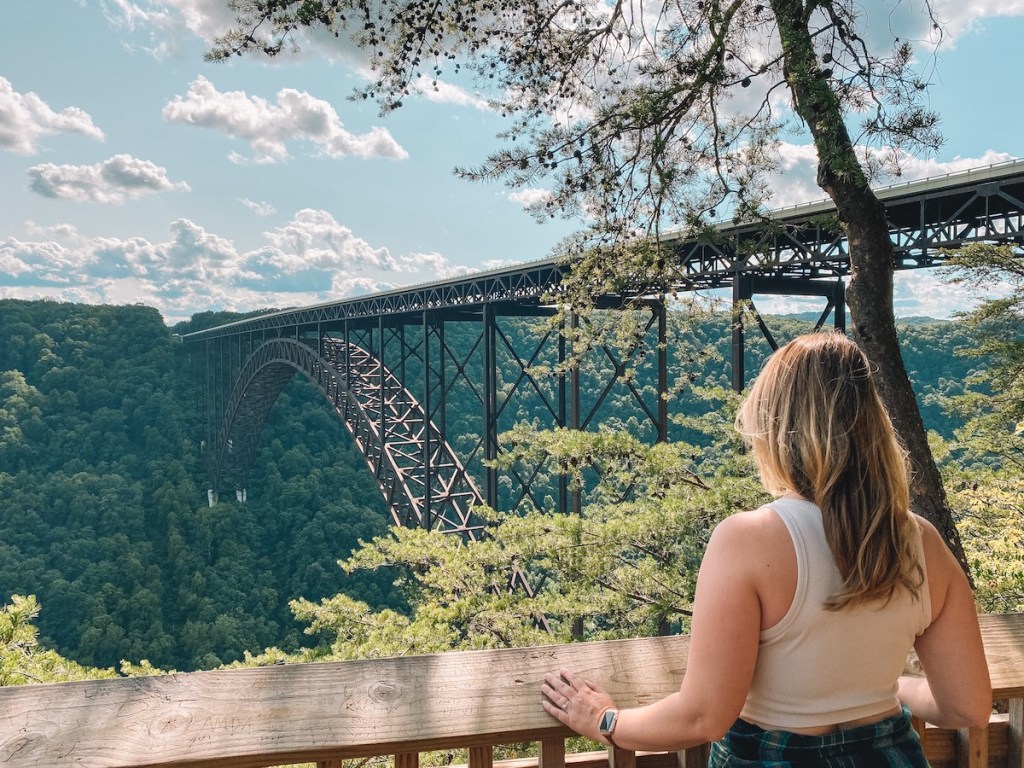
[214,336,483,536]
[184,160,1024,528]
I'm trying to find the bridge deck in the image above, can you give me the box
[181,159,1024,342]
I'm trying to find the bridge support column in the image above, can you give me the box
[483,303,499,511]
[378,316,386,473]
[554,311,584,516]
[731,279,750,393]
[422,311,432,531]
[558,319,568,516]
[570,311,581,516]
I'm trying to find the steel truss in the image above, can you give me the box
[186,160,1024,526]
[197,301,669,522]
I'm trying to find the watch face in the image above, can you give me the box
[600,709,617,733]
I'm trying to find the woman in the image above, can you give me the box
[541,332,991,766]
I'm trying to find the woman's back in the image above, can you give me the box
[739,497,930,731]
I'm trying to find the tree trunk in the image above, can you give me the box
[770,0,971,578]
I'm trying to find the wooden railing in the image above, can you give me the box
[1,614,1022,768]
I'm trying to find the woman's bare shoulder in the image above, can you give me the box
[912,514,956,566]
[718,504,785,530]
[709,505,790,555]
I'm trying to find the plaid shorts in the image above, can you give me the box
[708,707,929,768]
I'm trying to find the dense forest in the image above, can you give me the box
[0,299,1001,673]
[0,300,397,671]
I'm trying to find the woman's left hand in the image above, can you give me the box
[541,668,616,742]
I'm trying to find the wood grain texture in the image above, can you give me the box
[0,614,1019,768]
[980,615,1024,699]
[0,635,689,767]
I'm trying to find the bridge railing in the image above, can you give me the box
[1,614,1021,768]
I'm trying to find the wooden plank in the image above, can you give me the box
[989,714,1011,768]
[977,615,1024,700]
[396,752,420,768]
[0,613,1021,768]
[0,634,690,768]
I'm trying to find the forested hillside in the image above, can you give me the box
[0,300,396,671]
[0,300,990,671]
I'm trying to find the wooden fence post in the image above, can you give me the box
[1009,697,1023,768]
[957,726,989,768]
[538,738,566,768]
[679,742,711,768]
[470,746,495,768]
[608,745,637,768]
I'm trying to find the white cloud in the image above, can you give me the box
[915,0,1024,45]
[892,270,1011,319]
[480,258,518,271]
[102,0,369,65]
[508,188,553,209]
[0,249,33,278]
[413,76,490,110]
[0,210,464,321]
[0,76,105,154]
[257,209,398,272]
[0,238,95,286]
[747,144,816,209]
[395,251,476,278]
[98,0,241,58]
[28,154,190,203]
[162,76,408,164]
[331,274,393,296]
[875,149,1018,182]
[236,213,468,297]
[736,271,1000,321]
[240,198,276,217]
[760,144,1019,210]
[809,0,1024,64]
[105,0,1024,73]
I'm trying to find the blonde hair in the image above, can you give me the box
[735,332,923,609]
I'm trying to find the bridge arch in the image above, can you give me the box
[214,337,484,538]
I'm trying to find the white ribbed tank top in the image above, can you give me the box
[739,497,930,729]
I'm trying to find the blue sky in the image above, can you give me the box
[2,1,1023,324]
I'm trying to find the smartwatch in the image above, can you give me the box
[598,708,619,747]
